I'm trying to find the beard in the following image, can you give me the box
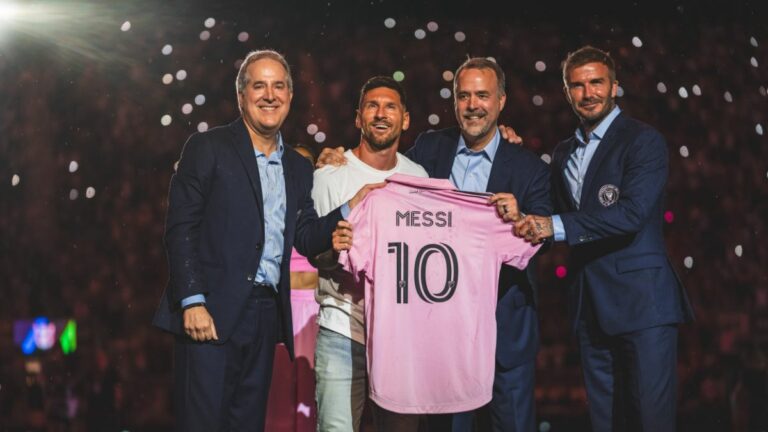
[362,124,399,151]
[574,95,615,128]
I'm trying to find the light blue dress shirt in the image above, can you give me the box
[181,135,287,307]
[552,106,621,241]
[450,129,500,192]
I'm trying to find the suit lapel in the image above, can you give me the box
[230,118,265,221]
[556,139,579,210]
[581,113,625,200]
[434,129,460,179]
[486,138,513,193]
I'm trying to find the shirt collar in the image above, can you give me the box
[253,132,285,160]
[575,105,621,144]
[456,128,500,162]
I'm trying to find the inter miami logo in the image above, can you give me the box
[598,184,620,207]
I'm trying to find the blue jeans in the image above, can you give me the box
[314,327,367,432]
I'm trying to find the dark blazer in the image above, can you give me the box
[153,118,342,357]
[551,112,694,335]
[407,127,552,368]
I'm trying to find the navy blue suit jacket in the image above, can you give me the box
[153,118,342,357]
[407,127,552,368]
[552,113,694,335]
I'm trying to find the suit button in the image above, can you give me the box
[247,274,254,282]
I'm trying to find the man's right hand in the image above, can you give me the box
[316,146,347,168]
[183,305,219,342]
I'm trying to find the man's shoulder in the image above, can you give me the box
[415,126,461,145]
[395,153,429,177]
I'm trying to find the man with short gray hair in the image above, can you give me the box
[153,49,377,431]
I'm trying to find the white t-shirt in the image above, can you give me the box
[312,149,428,344]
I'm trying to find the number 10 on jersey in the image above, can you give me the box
[387,242,459,304]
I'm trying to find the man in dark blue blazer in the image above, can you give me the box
[516,46,694,432]
[153,50,374,432]
[406,58,551,432]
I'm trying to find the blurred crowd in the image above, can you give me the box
[1,1,766,430]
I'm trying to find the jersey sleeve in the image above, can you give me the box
[338,190,376,283]
[492,222,542,270]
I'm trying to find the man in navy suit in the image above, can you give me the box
[407,57,551,432]
[153,49,376,432]
[515,46,694,431]
[319,57,551,432]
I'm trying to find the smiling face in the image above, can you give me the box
[238,58,292,137]
[454,67,506,149]
[356,86,410,151]
[564,62,618,132]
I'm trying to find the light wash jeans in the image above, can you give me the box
[314,327,367,432]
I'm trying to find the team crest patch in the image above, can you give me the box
[598,184,620,207]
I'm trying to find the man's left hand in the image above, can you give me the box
[332,220,354,252]
[489,193,522,222]
[514,214,553,244]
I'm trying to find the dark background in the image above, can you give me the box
[1,0,766,430]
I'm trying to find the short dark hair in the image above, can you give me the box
[561,45,616,84]
[453,57,506,97]
[358,76,407,110]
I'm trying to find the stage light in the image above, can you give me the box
[0,2,21,23]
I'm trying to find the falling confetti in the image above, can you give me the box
[161,115,172,126]
[427,21,438,32]
[414,29,426,40]
[532,95,543,106]
[442,71,454,81]
[238,32,249,42]
[724,91,733,102]
[161,44,173,55]
[684,257,694,269]
[68,161,79,173]
[540,154,551,164]
[393,71,405,82]
[181,103,193,115]
[679,146,689,158]
[120,21,131,32]
[162,74,173,85]
[194,94,206,105]
[535,61,546,72]
[617,86,625,97]
[735,245,743,257]
[176,70,187,80]
[306,124,318,135]
[440,88,451,99]
[11,174,20,186]
[428,114,440,125]
[678,87,689,98]
[204,18,216,28]
[632,36,643,47]
[314,132,326,143]
[657,82,667,93]
[85,187,96,199]
[197,122,209,132]
[69,189,79,200]
[692,85,702,96]
[756,124,764,136]
[454,31,466,42]
[384,18,396,29]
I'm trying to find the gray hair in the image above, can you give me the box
[235,49,293,95]
[453,57,506,97]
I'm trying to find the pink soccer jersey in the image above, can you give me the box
[339,173,541,414]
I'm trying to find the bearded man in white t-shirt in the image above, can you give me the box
[311,76,428,432]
